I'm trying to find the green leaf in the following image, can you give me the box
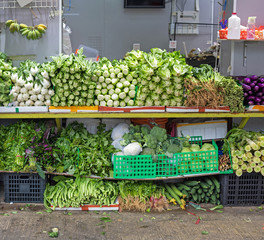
[202,231,209,235]
[11,211,18,214]
[36,162,45,180]
[100,217,111,223]
[45,209,53,213]
[216,210,223,213]
[36,212,43,214]
[68,212,72,216]
[146,208,151,213]
[140,218,143,222]
[101,232,106,235]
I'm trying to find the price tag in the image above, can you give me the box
[169,41,177,49]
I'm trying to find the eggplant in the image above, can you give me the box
[255,97,262,103]
[250,82,255,88]
[236,76,245,82]
[256,103,261,105]
[247,96,255,101]
[254,85,260,92]
[243,77,251,84]
[242,84,251,91]
[259,78,264,83]
[261,101,264,105]
[248,101,255,105]
[248,90,253,95]
[244,92,249,97]
[258,83,264,88]
[250,75,258,80]
[256,92,263,97]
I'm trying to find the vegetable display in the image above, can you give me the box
[47,48,96,106]
[223,128,264,176]
[92,58,136,107]
[236,75,264,105]
[165,177,221,206]
[125,48,191,107]
[0,53,15,106]
[10,60,54,106]
[44,176,118,209]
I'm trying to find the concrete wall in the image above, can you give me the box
[64,0,221,60]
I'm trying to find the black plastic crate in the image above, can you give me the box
[220,173,264,206]
[4,173,46,203]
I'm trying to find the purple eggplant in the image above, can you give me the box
[258,83,264,88]
[248,91,253,95]
[256,103,261,105]
[254,85,260,92]
[259,78,264,83]
[243,77,251,84]
[247,96,255,101]
[255,97,262,103]
[244,92,249,97]
[250,75,258,80]
[250,83,255,88]
[248,101,255,105]
[242,84,251,91]
[261,101,264,105]
[256,92,263,97]
[236,76,245,82]
[261,96,264,100]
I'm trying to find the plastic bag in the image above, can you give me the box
[111,138,124,151]
[111,123,130,140]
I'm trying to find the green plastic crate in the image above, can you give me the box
[113,155,156,179]
[113,136,199,179]
[176,140,219,176]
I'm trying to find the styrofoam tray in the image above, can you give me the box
[49,106,99,113]
[166,106,230,112]
[246,105,264,112]
[0,106,49,113]
[99,106,165,112]
[51,200,119,211]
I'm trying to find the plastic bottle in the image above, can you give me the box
[247,17,256,40]
[227,13,241,39]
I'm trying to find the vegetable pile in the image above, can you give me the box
[10,60,54,106]
[118,181,168,212]
[0,53,15,106]
[125,48,191,107]
[236,75,264,105]
[44,176,118,209]
[92,58,136,107]
[223,128,264,176]
[165,177,221,206]
[47,49,96,106]
[186,64,245,112]
[53,121,116,177]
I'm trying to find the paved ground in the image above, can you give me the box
[0,202,263,240]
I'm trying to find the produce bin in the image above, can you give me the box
[113,136,219,179]
[4,173,45,203]
[220,173,264,206]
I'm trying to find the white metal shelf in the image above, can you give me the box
[0,0,58,9]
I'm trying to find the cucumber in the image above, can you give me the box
[201,192,205,199]
[164,192,173,201]
[217,193,220,198]
[177,183,191,191]
[171,184,184,197]
[193,185,200,189]
[182,189,189,198]
[200,182,209,189]
[210,176,220,189]
[193,193,198,202]
[217,200,221,205]
[190,188,196,195]
[197,195,201,203]
[184,180,200,187]
[197,189,203,194]
[204,177,213,186]
[164,184,182,205]
[211,194,216,202]
[216,188,221,193]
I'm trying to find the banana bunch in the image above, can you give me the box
[20,24,47,40]
[5,19,20,33]
[5,19,47,40]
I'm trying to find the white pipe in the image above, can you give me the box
[210,0,214,46]
[233,0,237,13]
[59,0,62,54]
